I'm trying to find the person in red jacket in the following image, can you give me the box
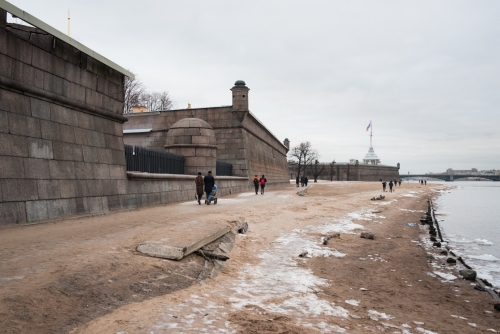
[260,175,267,194]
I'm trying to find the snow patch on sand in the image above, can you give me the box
[368,310,394,321]
[433,271,457,281]
[238,192,257,197]
[311,218,364,235]
[0,276,24,281]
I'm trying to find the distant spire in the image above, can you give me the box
[67,10,70,37]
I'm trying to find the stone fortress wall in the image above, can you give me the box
[0,9,247,225]
[294,163,400,182]
[123,82,290,186]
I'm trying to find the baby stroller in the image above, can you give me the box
[206,184,218,205]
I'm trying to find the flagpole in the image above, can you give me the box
[370,120,372,147]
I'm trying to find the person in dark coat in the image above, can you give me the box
[253,175,260,194]
[195,172,204,205]
[301,176,305,187]
[296,176,300,187]
[304,176,308,186]
[260,175,267,194]
[398,180,401,186]
[204,171,215,205]
[389,180,394,192]
[382,181,387,192]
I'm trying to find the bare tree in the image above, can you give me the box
[309,159,326,183]
[124,73,174,113]
[123,73,145,114]
[140,91,174,112]
[288,141,319,178]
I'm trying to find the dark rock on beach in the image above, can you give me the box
[494,304,500,312]
[440,250,448,255]
[238,222,249,234]
[360,232,374,240]
[433,242,441,248]
[459,269,477,280]
[446,257,456,264]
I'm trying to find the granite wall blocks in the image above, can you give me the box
[43,72,64,95]
[85,196,104,214]
[49,160,76,179]
[0,133,28,157]
[86,131,106,148]
[77,112,95,130]
[24,158,50,179]
[52,141,82,161]
[82,146,99,163]
[1,179,38,201]
[96,148,113,164]
[26,200,48,222]
[0,156,24,178]
[74,128,89,145]
[28,138,53,159]
[5,32,32,64]
[50,104,78,127]
[59,124,76,143]
[0,202,26,224]
[31,47,65,78]
[63,80,86,103]
[37,179,61,199]
[30,98,51,120]
[23,65,44,90]
[47,199,74,219]
[0,110,7,133]
[0,89,30,116]
[58,180,82,198]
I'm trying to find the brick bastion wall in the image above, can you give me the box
[0,11,248,225]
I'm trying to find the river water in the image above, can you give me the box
[428,180,500,288]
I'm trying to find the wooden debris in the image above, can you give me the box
[323,233,340,245]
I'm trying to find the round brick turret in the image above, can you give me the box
[164,118,217,175]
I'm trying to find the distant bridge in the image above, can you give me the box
[402,174,500,181]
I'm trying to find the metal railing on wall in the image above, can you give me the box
[125,145,184,174]
[216,161,233,176]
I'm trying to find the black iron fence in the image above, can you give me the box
[216,161,233,176]
[125,145,184,174]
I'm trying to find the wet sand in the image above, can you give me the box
[1,182,498,333]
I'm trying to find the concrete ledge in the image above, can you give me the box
[136,223,231,260]
[127,172,248,181]
[164,144,218,149]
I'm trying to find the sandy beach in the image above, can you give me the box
[1,181,498,333]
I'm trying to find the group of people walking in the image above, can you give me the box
[295,176,308,187]
[194,171,216,205]
[382,179,401,193]
[195,172,269,204]
[419,179,427,185]
[253,175,267,194]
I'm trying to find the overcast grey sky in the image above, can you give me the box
[8,0,500,173]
